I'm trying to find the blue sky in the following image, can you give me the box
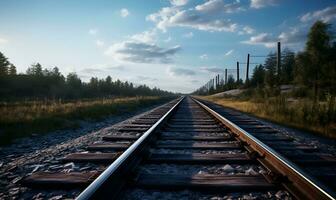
[0,0,335,93]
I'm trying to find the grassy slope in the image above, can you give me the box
[198,95,336,139]
[0,96,174,146]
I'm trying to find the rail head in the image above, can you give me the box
[192,97,335,200]
[76,97,184,200]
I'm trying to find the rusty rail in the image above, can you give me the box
[192,97,335,200]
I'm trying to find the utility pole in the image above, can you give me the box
[225,69,227,84]
[246,54,250,82]
[237,61,240,83]
[277,41,281,84]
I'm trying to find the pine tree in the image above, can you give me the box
[281,48,295,84]
[8,64,17,75]
[295,21,333,100]
[264,52,277,88]
[0,51,9,75]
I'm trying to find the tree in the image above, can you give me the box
[264,52,277,88]
[251,65,265,88]
[295,20,334,100]
[66,73,81,88]
[8,64,17,75]
[27,63,43,76]
[281,48,295,84]
[0,51,9,75]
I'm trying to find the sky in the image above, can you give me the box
[0,0,335,93]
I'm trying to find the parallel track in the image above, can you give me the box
[77,97,334,200]
[22,96,335,200]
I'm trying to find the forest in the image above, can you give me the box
[0,57,174,100]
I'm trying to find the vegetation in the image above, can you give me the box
[0,51,177,145]
[200,94,335,138]
[0,55,174,100]
[0,96,173,146]
[194,21,336,138]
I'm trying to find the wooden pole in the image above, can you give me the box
[216,76,218,88]
[277,41,281,84]
[237,61,240,83]
[246,53,250,82]
[225,69,227,84]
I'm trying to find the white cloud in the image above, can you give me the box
[0,37,8,44]
[167,66,196,76]
[278,28,306,44]
[169,10,238,32]
[238,26,255,35]
[170,0,188,6]
[96,40,105,47]
[147,3,238,32]
[242,33,276,48]
[250,0,278,9]
[242,28,307,48]
[183,32,194,38]
[224,49,234,56]
[195,0,244,14]
[200,66,224,74]
[200,54,208,60]
[120,8,130,18]
[89,29,98,35]
[146,7,180,32]
[104,41,181,63]
[300,6,336,23]
[130,29,157,43]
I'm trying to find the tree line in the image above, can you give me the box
[0,55,174,100]
[194,21,336,101]
[249,21,335,100]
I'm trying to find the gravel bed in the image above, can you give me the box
[0,100,174,199]
[161,132,230,137]
[105,132,143,137]
[123,189,292,200]
[158,140,238,144]
[139,164,266,175]
[150,149,244,154]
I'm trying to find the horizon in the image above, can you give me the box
[0,0,335,93]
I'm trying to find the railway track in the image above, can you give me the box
[21,96,335,199]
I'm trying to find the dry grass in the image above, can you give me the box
[199,95,336,138]
[0,96,172,145]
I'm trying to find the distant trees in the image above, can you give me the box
[0,53,174,100]
[281,48,295,84]
[247,20,334,100]
[0,51,16,76]
[194,20,335,99]
[263,52,277,88]
[250,65,265,88]
[295,21,336,100]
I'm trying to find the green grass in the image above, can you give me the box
[199,94,336,139]
[0,96,174,146]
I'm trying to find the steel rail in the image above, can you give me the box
[192,97,335,200]
[76,97,184,200]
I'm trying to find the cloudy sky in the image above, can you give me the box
[0,0,335,93]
